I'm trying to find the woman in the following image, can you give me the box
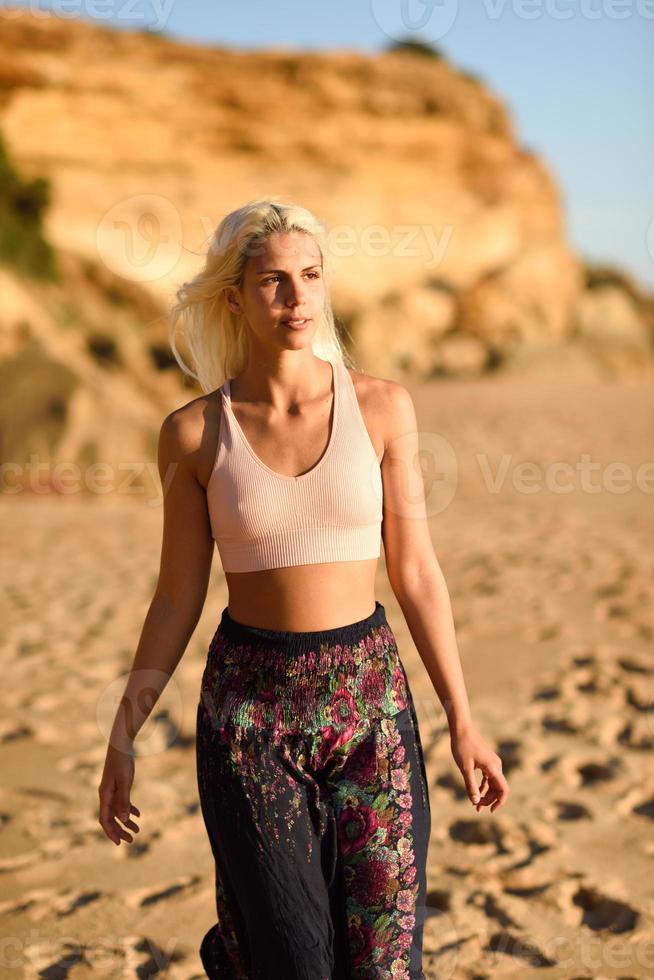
[97,198,509,979]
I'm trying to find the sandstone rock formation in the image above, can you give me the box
[0,254,173,493]
[0,13,582,361]
[0,11,652,490]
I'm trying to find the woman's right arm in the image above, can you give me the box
[98,406,215,845]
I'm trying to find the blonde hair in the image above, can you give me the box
[168,197,355,393]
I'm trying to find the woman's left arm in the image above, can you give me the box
[378,380,510,814]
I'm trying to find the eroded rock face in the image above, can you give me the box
[0,258,173,494]
[0,11,652,488]
[571,267,654,376]
[0,15,580,359]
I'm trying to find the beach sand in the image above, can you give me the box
[1,357,653,978]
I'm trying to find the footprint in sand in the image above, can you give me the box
[125,873,202,908]
[425,887,451,915]
[120,935,186,977]
[502,871,555,899]
[2,887,104,922]
[629,795,654,821]
[0,887,57,920]
[0,849,42,873]
[624,679,652,713]
[618,655,653,676]
[51,889,103,918]
[449,818,500,847]
[435,772,469,801]
[33,934,185,978]
[0,720,33,742]
[532,683,561,701]
[484,929,557,968]
[115,828,160,859]
[576,757,624,787]
[551,800,593,821]
[541,714,582,734]
[529,646,653,756]
[617,716,654,751]
[572,885,640,934]
[33,944,85,978]
[495,739,522,776]
[469,889,522,930]
[444,812,560,875]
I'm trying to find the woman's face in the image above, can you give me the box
[226,231,325,350]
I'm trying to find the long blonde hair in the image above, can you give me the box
[168,197,355,393]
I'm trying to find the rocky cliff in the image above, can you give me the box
[0,11,652,489]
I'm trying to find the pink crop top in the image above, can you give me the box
[206,357,383,572]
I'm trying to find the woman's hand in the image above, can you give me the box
[98,743,141,845]
[450,724,509,813]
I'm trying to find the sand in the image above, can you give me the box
[1,357,653,979]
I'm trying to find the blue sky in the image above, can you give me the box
[8,0,654,289]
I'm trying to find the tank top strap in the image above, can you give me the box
[331,356,344,429]
[334,358,375,452]
[219,376,237,437]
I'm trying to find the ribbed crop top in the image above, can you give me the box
[206,357,383,572]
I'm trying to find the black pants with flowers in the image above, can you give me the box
[195,601,432,980]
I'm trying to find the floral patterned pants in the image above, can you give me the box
[195,601,431,979]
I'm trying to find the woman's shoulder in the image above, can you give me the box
[344,366,414,453]
[345,365,410,416]
[157,389,222,481]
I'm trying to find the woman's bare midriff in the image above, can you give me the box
[224,559,379,631]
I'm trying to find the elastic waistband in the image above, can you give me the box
[217,600,387,654]
[200,599,409,737]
